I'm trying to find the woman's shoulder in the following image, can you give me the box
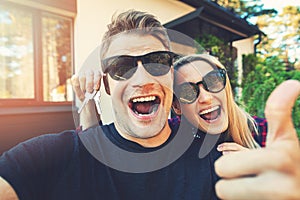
[252,116,268,147]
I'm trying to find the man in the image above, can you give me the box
[0,9,299,200]
[1,10,221,200]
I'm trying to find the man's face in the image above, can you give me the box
[103,32,174,146]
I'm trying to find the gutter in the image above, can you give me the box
[254,32,264,55]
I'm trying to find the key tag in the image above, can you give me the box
[94,91,102,115]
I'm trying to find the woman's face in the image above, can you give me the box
[175,60,229,134]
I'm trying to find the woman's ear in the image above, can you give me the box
[102,75,111,95]
[172,95,182,115]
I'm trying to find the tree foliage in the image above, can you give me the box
[212,0,300,137]
[256,6,300,66]
[196,34,238,92]
[212,0,277,18]
[241,56,300,137]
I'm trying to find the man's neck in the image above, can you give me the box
[116,124,172,148]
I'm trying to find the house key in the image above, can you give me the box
[77,90,98,114]
[94,90,102,115]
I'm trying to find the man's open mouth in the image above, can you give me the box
[128,95,161,116]
[199,106,221,121]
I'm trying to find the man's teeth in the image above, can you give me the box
[199,106,219,115]
[132,96,156,103]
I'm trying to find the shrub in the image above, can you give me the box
[242,56,300,138]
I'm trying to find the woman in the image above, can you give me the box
[171,54,261,151]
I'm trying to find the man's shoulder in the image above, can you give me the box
[80,123,113,136]
[25,130,78,149]
[1,129,78,161]
[79,123,115,143]
[0,130,81,200]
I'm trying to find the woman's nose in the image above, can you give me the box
[197,86,213,103]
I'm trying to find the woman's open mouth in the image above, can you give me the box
[128,95,161,117]
[199,106,221,121]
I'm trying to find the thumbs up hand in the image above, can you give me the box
[265,80,299,147]
[214,80,300,200]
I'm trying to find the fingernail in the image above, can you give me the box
[94,82,100,90]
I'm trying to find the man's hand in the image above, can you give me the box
[71,69,102,130]
[0,176,19,200]
[215,80,300,200]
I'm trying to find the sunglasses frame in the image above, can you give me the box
[102,51,178,81]
[176,68,227,104]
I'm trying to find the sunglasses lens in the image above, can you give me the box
[107,57,137,81]
[176,83,199,104]
[144,52,172,76]
[204,70,226,93]
[177,69,226,104]
[103,51,175,81]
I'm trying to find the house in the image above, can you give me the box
[0,0,261,154]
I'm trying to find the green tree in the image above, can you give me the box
[212,0,242,12]
[212,0,276,19]
[241,54,260,88]
[241,56,300,137]
[256,6,300,67]
[196,35,238,93]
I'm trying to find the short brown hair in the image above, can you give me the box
[100,9,170,69]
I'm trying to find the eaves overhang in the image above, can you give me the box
[164,0,263,42]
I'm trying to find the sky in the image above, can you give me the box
[261,0,300,11]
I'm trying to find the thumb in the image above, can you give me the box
[265,80,300,147]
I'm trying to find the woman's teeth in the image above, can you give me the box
[199,106,220,115]
[199,106,221,121]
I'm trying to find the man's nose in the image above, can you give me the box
[130,61,156,86]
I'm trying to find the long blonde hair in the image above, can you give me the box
[174,54,260,149]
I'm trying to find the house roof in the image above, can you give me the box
[164,0,262,42]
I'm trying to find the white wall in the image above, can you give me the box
[233,37,255,98]
[74,0,194,124]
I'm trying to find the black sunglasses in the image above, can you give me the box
[102,51,178,81]
[175,69,227,104]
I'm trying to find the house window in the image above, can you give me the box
[42,14,73,102]
[0,5,34,99]
[0,2,74,106]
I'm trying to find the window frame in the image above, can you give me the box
[0,1,75,108]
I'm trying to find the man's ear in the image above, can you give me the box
[102,75,111,95]
[172,95,182,115]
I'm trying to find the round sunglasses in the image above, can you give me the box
[102,51,178,81]
[175,69,227,104]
